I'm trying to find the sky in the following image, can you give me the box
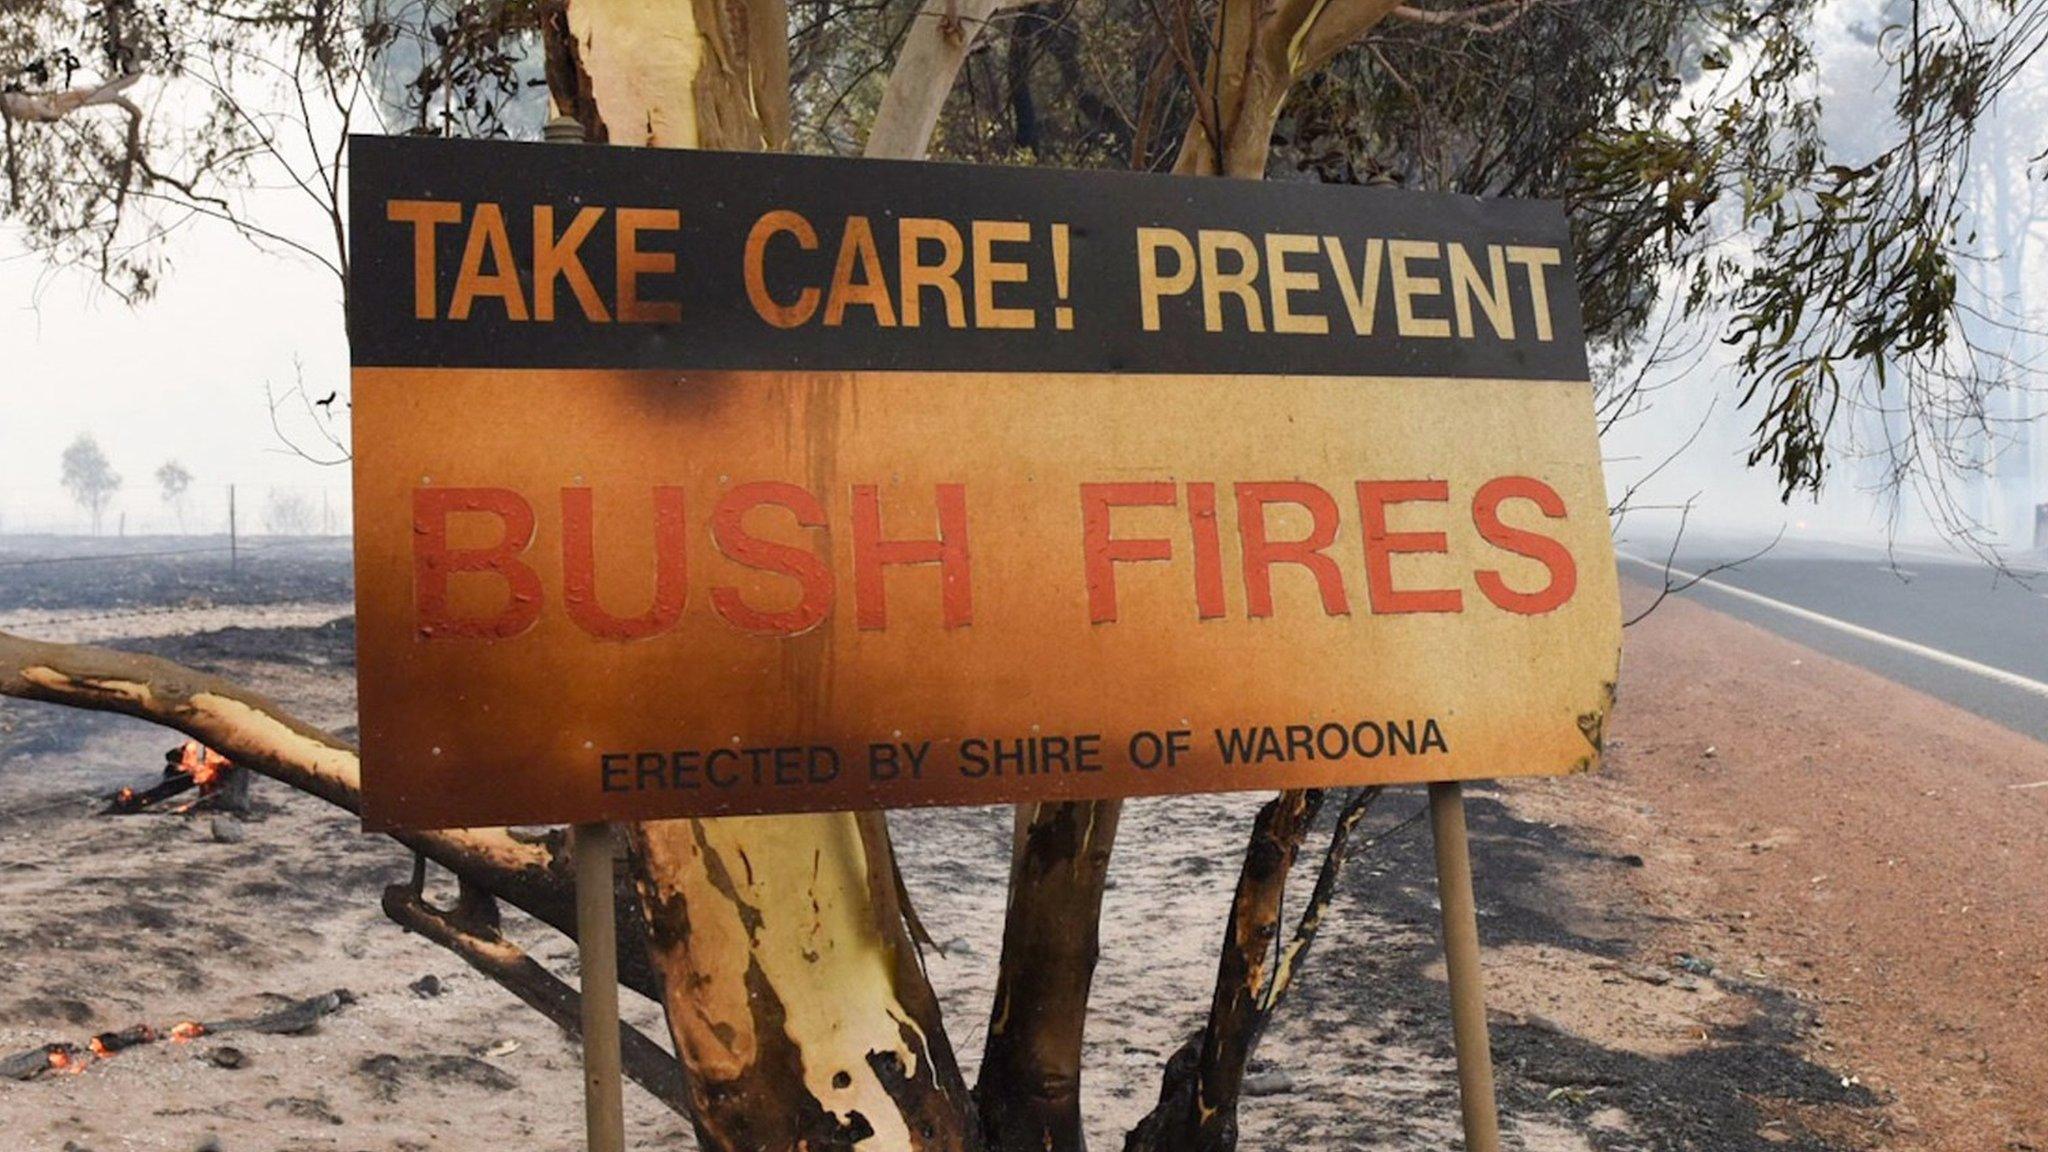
[1,187,353,535]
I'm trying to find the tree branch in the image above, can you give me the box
[0,73,144,123]
[866,0,1030,159]
[381,883,690,1115]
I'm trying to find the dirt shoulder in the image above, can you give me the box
[1504,580,2048,1152]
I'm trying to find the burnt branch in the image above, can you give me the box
[1126,789,1321,1152]
[1126,787,1401,1152]
[381,883,691,1116]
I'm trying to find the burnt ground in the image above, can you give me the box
[0,541,1902,1150]
[1295,789,1882,1152]
[0,535,352,613]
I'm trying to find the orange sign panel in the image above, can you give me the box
[347,138,1619,830]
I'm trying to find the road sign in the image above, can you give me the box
[347,136,1620,831]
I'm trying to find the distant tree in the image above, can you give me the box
[262,489,316,536]
[59,434,121,535]
[155,459,192,532]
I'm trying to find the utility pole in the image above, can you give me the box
[228,484,238,575]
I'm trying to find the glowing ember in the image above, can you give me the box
[87,1037,108,1058]
[46,1049,87,1075]
[176,741,231,789]
[168,1021,205,1043]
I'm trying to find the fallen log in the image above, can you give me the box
[0,1044,79,1081]
[87,1024,159,1057]
[198,989,355,1037]
[103,773,195,814]
[0,631,668,999]
[103,741,252,816]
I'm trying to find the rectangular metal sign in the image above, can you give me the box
[347,136,1620,831]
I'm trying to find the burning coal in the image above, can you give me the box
[103,740,249,816]
[1,991,351,1081]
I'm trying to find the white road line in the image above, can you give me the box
[1618,553,2048,702]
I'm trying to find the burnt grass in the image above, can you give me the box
[0,534,352,612]
[1277,787,1881,1151]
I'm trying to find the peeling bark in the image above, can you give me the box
[627,814,979,1151]
[560,0,789,150]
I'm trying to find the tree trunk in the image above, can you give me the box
[975,799,1122,1152]
[865,0,1027,161]
[545,5,979,1149]
[1171,0,1404,177]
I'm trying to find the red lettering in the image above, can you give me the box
[852,484,972,630]
[561,486,689,640]
[1186,482,1226,619]
[709,482,834,635]
[1080,482,1177,623]
[1356,480,1462,614]
[1235,481,1348,617]
[1472,476,1577,614]
[412,487,543,640]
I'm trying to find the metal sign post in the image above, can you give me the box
[572,821,626,1152]
[1429,780,1501,1152]
[541,114,626,1152]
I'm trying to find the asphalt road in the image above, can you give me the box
[1617,531,2048,745]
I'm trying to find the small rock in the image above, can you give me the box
[1242,1069,1294,1097]
[939,937,974,957]
[192,1136,222,1152]
[408,974,443,999]
[1586,1108,1632,1135]
[1675,953,1715,977]
[266,1095,344,1126]
[1702,745,1717,758]
[209,817,246,845]
[62,1141,95,1152]
[1617,853,1645,868]
[206,1046,246,1069]
[1621,963,1670,986]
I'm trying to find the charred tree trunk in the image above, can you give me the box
[1127,790,1322,1152]
[1124,788,1392,1152]
[975,799,1122,1152]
